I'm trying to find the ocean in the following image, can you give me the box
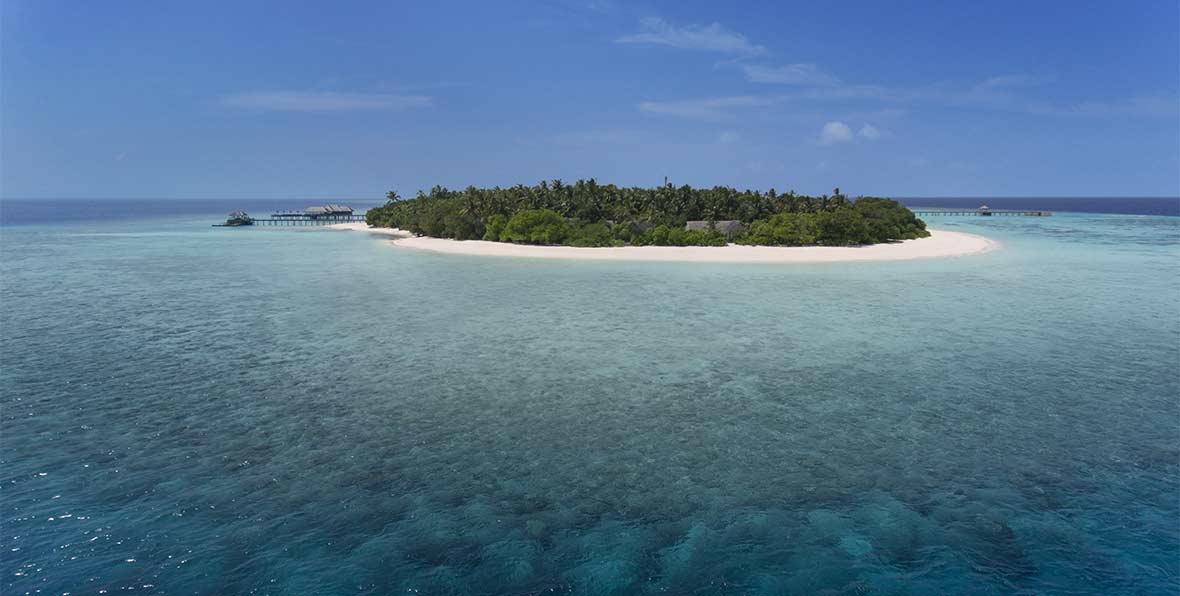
[1,198,1178,594]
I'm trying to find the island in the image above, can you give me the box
[349,180,998,262]
[364,180,930,247]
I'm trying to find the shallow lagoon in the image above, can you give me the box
[2,206,1178,594]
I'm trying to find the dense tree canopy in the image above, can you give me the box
[365,180,929,247]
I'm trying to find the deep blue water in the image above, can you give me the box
[1,200,1178,594]
[899,196,1180,217]
[1,196,1177,227]
[0,199,384,227]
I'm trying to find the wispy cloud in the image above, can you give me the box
[638,95,777,120]
[859,124,882,140]
[616,17,765,54]
[1034,96,1178,117]
[219,91,432,112]
[975,74,1041,90]
[743,64,839,86]
[718,130,740,144]
[578,0,618,14]
[820,121,852,144]
[775,84,902,103]
[750,68,1176,119]
[944,78,1174,117]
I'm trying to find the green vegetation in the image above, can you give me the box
[365,180,929,247]
[736,199,927,246]
[631,225,727,247]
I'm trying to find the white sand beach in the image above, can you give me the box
[328,223,412,237]
[328,222,998,263]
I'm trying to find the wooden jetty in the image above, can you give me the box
[251,213,367,226]
[214,204,366,226]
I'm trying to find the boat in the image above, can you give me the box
[215,211,254,226]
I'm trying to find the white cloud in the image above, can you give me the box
[638,95,776,120]
[219,91,432,112]
[859,124,881,140]
[718,130,740,144]
[820,121,852,144]
[743,64,839,86]
[616,17,764,54]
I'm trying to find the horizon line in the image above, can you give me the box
[2,195,1178,201]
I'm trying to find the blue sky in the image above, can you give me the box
[2,0,1177,199]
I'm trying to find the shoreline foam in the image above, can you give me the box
[327,222,999,263]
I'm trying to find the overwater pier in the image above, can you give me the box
[251,213,367,226]
[214,204,366,227]
[911,208,1052,217]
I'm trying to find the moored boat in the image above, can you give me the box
[218,211,254,226]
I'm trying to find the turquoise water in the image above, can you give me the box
[2,206,1178,594]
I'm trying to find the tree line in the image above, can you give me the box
[365,180,930,247]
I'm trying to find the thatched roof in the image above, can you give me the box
[306,204,354,215]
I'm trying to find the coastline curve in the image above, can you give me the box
[328,223,999,263]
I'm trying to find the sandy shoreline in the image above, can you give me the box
[327,222,998,263]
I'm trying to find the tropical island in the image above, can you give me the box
[364,180,930,247]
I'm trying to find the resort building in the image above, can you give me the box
[304,204,355,218]
[685,220,746,239]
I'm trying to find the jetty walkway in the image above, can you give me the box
[250,213,367,226]
[911,209,1052,217]
[214,204,367,227]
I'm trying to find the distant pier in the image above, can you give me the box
[251,213,367,226]
[911,206,1052,217]
[214,204,366,227]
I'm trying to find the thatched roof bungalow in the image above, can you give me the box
[685,220,746,238]
[304,204,355,218]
